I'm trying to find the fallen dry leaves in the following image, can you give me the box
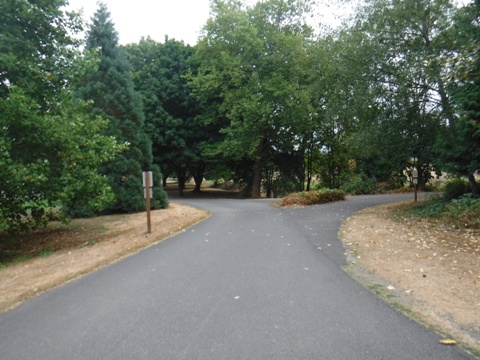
[341,201,480,354]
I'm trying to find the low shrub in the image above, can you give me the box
[268,176,300,198]
[341,175,377,195]
[399,194,480,229]
[443,194,480,228]
[401,195,448,218]
[278,188,346,207]
[443,178,471,201]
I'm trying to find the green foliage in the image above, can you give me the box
[0,88,123,233]
[190,0,313,197]
[264,174,300,198]
[443,194,480,228]
[340,174,377,195]
[0,1,129,233]
[443,178,471,201]
[78,3,168,212]
[279,189,346,207]
[0,0,83,106]
[403,196,449,218]
[436,1,480,195]
[125,37,204,196]
[402,194,480,229]
[306,34,372,189]
[436,118,480,192]
[345,0,453,188]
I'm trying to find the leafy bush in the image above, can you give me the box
[341,175,377,195]
[309,182,327,191]
[399,194,480,229]
[278,189,346,207]
[402,196,448,218]
[443,194,480,228]
[443,178,471,201]
[266,175,300,198]
[0,90,123,233]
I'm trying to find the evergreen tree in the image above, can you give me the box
[78,2,168,212]
[125,37,204,196]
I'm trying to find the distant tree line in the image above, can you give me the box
[1,0,478,233]
[125,0,479,199]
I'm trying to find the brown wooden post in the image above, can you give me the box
[145,172,152,233]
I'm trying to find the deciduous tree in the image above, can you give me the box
[190,0,313,197]
[346,0,458,187]
[0,1,124,233]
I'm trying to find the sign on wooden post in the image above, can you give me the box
[143,171,153,233]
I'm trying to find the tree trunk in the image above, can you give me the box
[468,173,479,197]
[252,138,268,199]
[192,163,205,193]
[177,183,184,197]
[306,143,313,192]
[437,76,456,127]
[162,170,170,188]
[265,166,273,198]
[175,166,188,197]
[252,158,262,199]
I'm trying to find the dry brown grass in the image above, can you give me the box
[0,203,209,312]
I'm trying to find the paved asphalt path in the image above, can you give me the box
[0,194,475,359]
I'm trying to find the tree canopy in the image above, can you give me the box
[1,0,478,236]
[436,0,480,195]
[190,0,313,197]
[125,37,204,196]
[0,0,124,233]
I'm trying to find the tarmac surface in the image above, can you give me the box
[0,194,475,359]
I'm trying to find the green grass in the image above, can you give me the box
[15,255,31,264]
[40,246,52,258]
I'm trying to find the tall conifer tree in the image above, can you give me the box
[78,2,168,212]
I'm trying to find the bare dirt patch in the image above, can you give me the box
[0,203,209,312]
[340,201,480,355]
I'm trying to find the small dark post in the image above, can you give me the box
[143,171,153,233]
[412,168,418,202]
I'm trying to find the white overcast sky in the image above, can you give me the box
[66,0,212,45]
[65,0,471,45]
[65,0,350,45]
